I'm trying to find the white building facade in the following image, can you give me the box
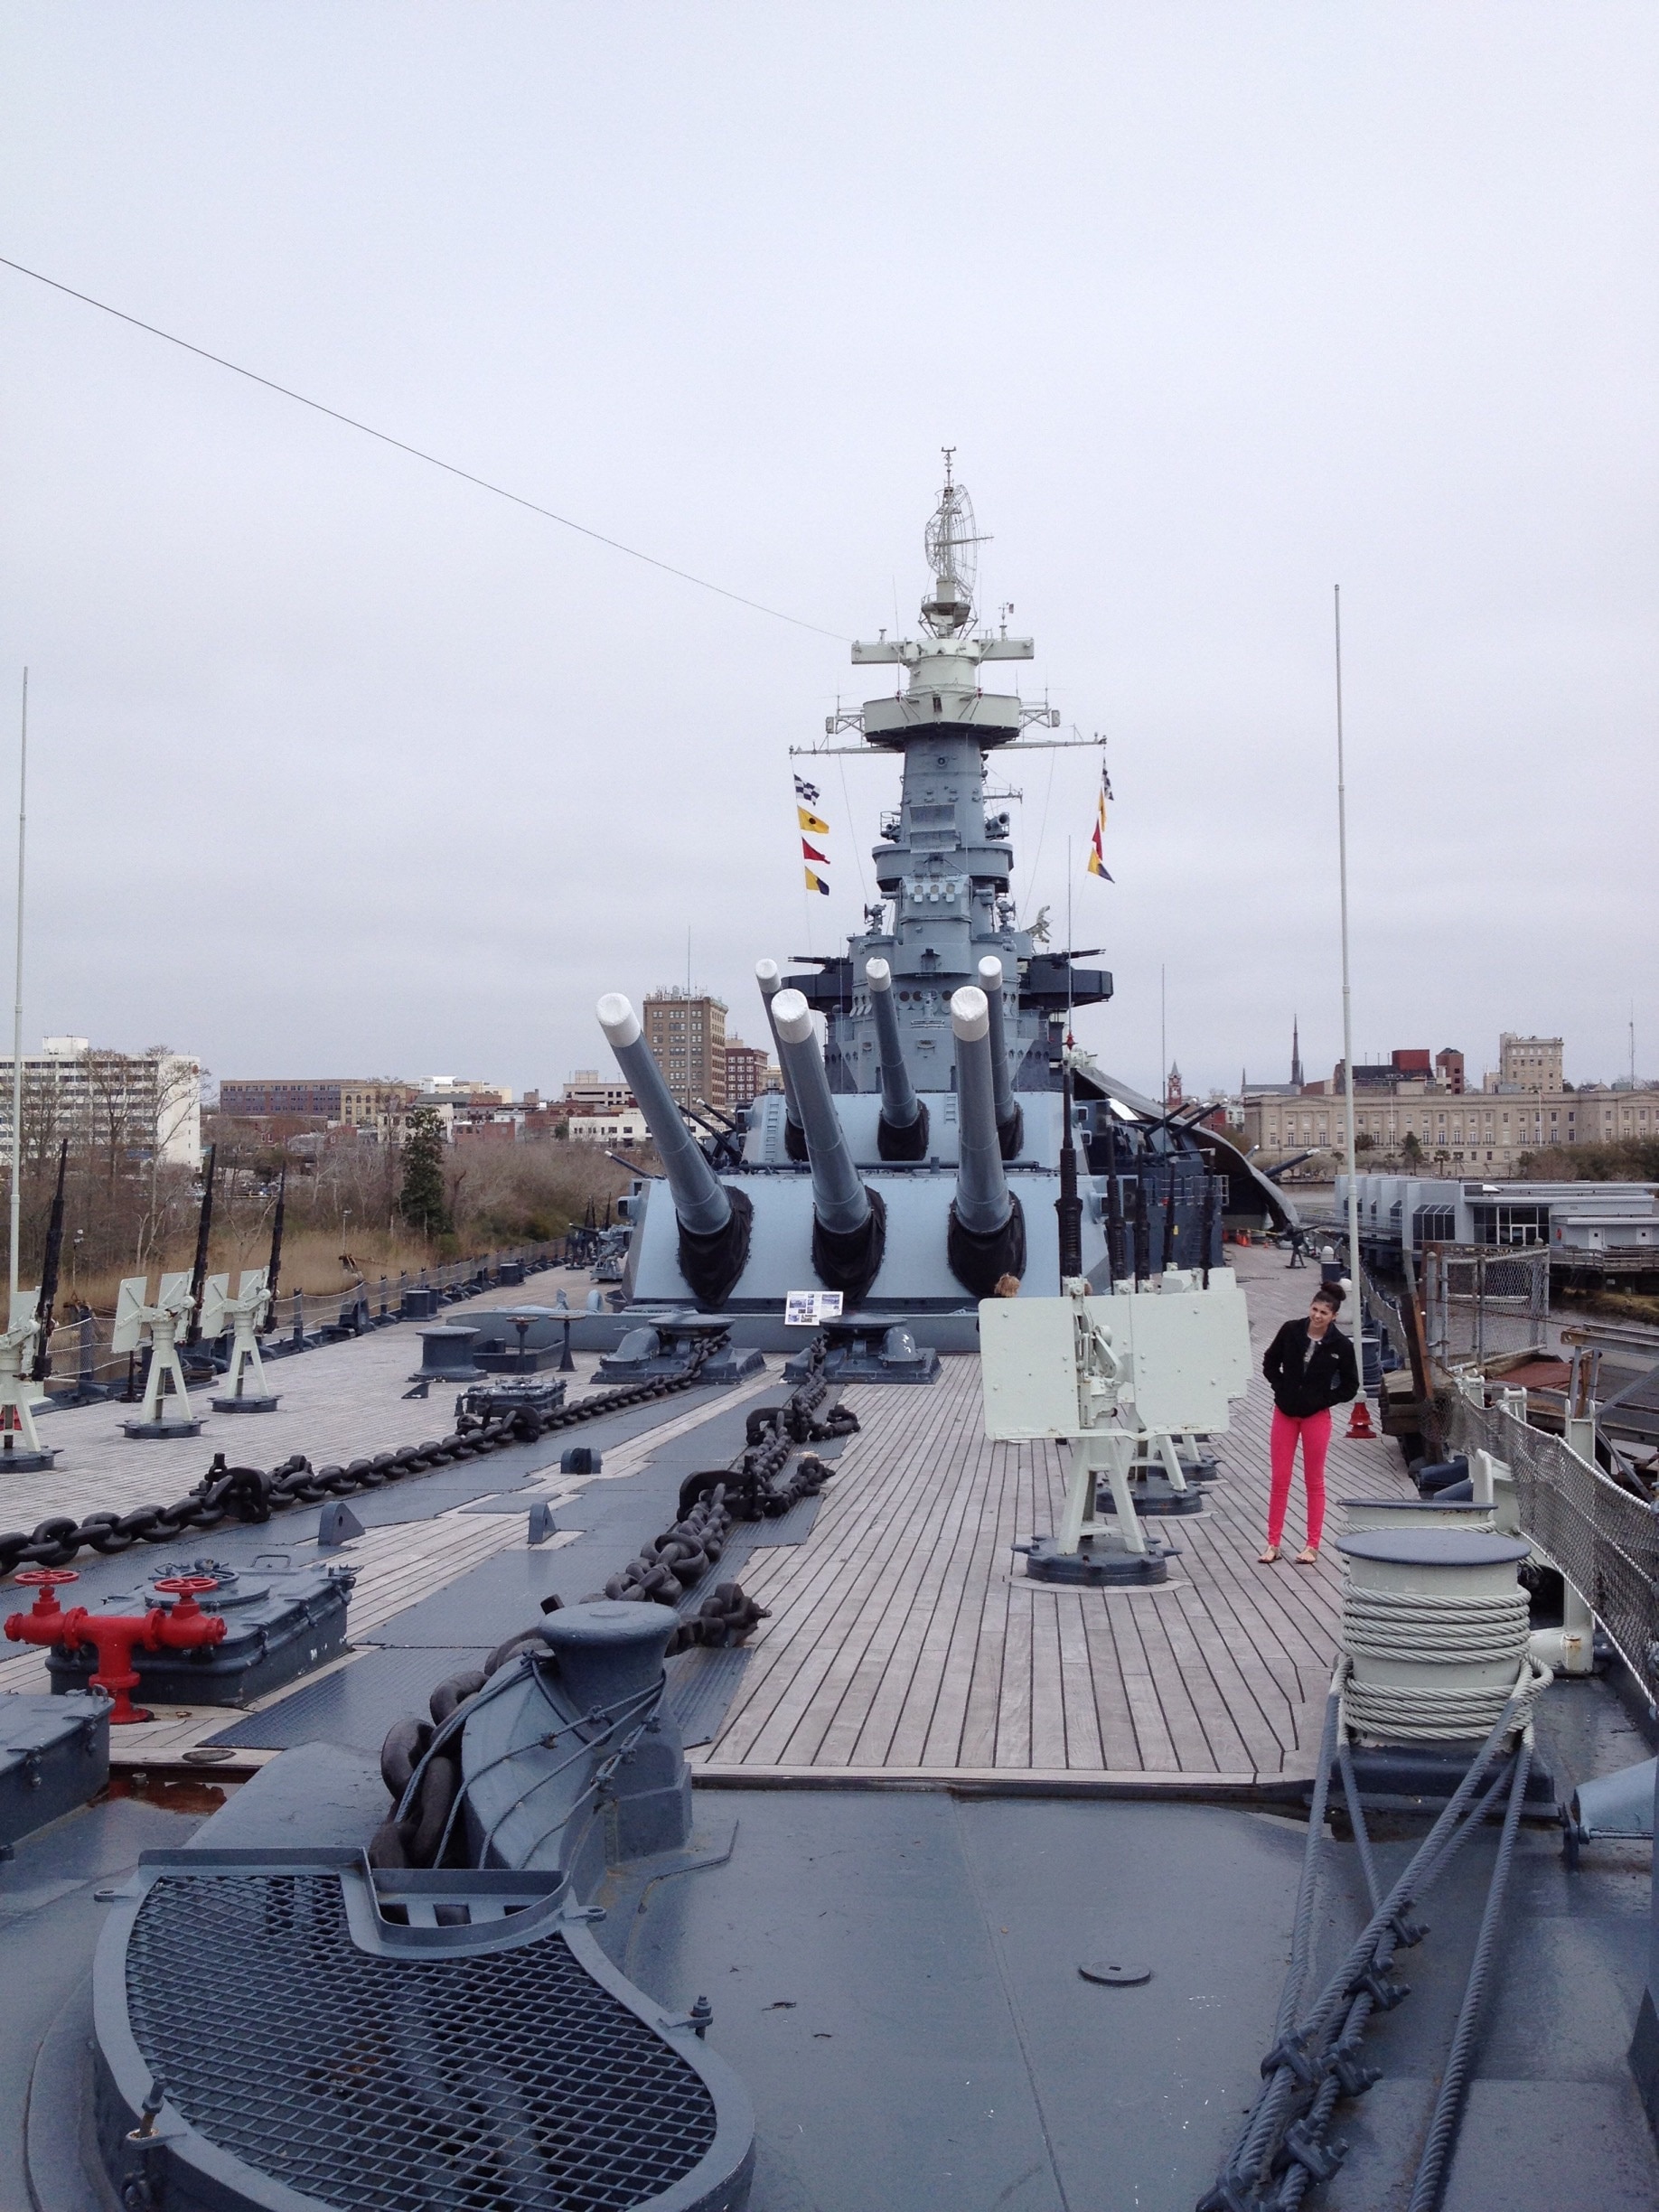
[0,1037,202,1167]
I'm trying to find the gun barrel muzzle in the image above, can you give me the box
[596,994,730,1237]
[976,956,1020,1136]
[755,960,808,1137]
[771,989,870,1234]
[951,987,1014,1235]
[865,958,922,1132]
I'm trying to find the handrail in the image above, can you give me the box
[1443,1391,1659,1706]
[35,1240,569,1398]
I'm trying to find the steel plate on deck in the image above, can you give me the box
[94,1849,754,2212]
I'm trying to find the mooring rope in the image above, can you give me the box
[1338,1574,1548,1740]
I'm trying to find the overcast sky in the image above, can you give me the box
[1,4,1654,1104]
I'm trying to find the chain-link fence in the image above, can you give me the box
[1421,1244,1550,1369]
[38,1241,569,1402]
[1444,1391,1659,1706]
[1370,1283,1413,1372]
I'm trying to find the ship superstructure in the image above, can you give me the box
[784,455,1110,1094]
[599,461,1279,1330]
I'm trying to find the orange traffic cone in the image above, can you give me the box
[1346,1398,1377,1440]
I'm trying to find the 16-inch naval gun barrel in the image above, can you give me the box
[865,958,929,1162]
[977,956,1025,1160]
[948,986,1026,1298]
[771,988,886,1301]
[597,993,752,1306]
[755,960,809,1163]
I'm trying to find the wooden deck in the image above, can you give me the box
[696,1250,1410,1792]
[2,1250,1402,1794]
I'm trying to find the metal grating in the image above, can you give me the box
[125,1872,718,2211]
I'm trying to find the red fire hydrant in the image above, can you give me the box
[5,1568,227,1724]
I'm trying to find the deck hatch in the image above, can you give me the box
[120,1868,724,2211]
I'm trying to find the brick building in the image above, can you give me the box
[642,989,727,1111]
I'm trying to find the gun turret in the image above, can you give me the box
[976,955,1024,1160]
[770,989,886,1301]
[947,986,1026,1298]
[755,960,809,1163]
[597,994,752,1306]
[865,958,929,1161]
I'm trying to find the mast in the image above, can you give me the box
[785,459,1113,1095]
[1334,587,1362,1304]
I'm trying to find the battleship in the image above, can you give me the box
[0,465,1654,2212]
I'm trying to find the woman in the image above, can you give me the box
[1258,1281,1359,1566]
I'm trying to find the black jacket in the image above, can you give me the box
[1262,1317,1359,1420]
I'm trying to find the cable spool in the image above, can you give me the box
[1335,1528,1551,1743]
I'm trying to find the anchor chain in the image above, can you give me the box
[0,1336,727,1579]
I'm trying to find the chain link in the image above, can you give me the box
[0,1339,725,1580]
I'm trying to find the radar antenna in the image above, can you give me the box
[921,447,989,637]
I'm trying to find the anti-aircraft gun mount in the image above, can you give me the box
[592,462,1289,1350]
[979,1270,1252,1586]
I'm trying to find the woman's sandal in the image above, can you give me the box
[1257,1546,1281,1564]
[1295,1546,1320,1567]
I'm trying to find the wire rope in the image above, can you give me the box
[0,254,848,643]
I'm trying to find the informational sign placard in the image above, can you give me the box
[784,1290,845,1327]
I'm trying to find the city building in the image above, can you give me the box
[220,1079,345,1120]
[567,1108,649,1147]
[450,1111,521,1146]
[721,1037,774,1109]
[0,1037,202,1167]
[1239,1018,1308,1102]
[1497,1035,1564,1093]
[1242,1032,1658,1176]
[421,1076,513,1108]
[642,989,727,1111]
[1339,1171,1658,1262]
[340,1082,421,1143]
[221,1076,423,1145]
[561,1070,635,1115]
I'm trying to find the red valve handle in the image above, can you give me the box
[13,1567,80,1587]
[153,1574,220,1596]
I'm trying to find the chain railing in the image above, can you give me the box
[1443,1391,1659,1705]
[36,1241,570,1401]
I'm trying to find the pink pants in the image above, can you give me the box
[1268,1408,1330,1549]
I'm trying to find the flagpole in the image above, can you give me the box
[9,670,26,1313]
[1334,586,1363,1320]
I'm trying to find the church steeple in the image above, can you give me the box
[1290,1015,1303,1091]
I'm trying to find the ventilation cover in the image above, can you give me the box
[95,1851,754,2212]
